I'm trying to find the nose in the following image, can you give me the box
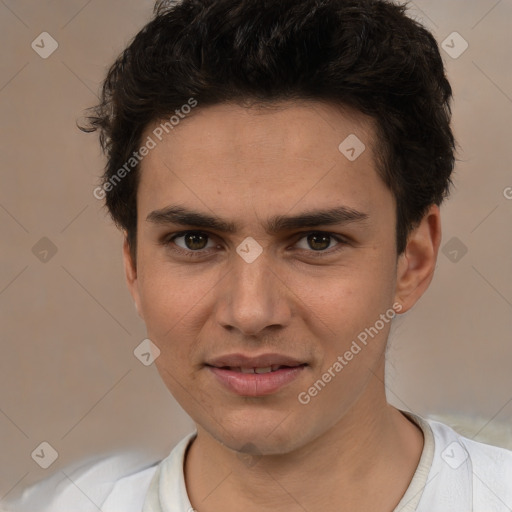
[215,250,292,337]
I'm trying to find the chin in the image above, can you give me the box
[203,408,307,455]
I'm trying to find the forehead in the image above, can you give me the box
[137,100,391,221]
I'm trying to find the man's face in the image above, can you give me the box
[127,101,402,454]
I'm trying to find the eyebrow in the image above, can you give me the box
[146,205,369,234]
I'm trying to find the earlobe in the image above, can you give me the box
[122,235,144,319]
[394,205,442,314]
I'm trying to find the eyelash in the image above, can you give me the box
[162,230,349,259]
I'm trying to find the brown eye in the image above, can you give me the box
[171,231,215,252]
[294,232,346,255]
[183,232,209,250]
[306,233,332,251]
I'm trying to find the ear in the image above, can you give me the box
[122,235,144,319]
[394,205,442,314]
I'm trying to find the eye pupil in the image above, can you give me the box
[307,233,330,251]
[185,232,208,250]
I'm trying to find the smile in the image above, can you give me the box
[206,364,307,396]
[223,365,296,374]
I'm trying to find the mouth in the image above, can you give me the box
[205,353,307,370]
[211,364,306,374]
[205,356,308,396]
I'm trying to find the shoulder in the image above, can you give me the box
[2,451,160,512]
[427,415,512,468]
[426,416,512,510]
[2,432,198,512]
[102,431,197,511]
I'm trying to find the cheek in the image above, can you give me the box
[294,263,397,417]
[298,251,396,335]
[135,254,224,383]
[137,254,211,330]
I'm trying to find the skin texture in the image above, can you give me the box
[123,100,442,512]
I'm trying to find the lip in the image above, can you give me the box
[205,352,306,369]
[207,365,307,396]
[205,353,308,397]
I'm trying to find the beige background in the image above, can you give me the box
[1,0,511,501]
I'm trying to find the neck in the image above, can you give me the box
[184,378,423,512]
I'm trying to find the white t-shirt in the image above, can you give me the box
[4,412,512,512]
